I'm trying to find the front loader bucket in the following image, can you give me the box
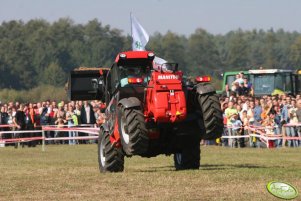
[67,68,108,101]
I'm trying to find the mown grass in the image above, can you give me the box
[0,145,300,201]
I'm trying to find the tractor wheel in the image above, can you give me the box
[174,142,200,170]
[98,128,124,173]
[197,92,223,140]
[118,106,148,156]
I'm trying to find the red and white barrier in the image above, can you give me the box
[1,123,300,150]
[1,136,44,143]
[283,123,301,127]
[42,127,99,135]
[0,124,100,150]
[45,136,98,141]
[222,124,301,148]
[0,124,16,128]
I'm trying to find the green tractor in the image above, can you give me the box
[218,70,248,93]
[220,69,299,97]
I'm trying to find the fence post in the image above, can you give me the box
[282,126,286,147]
[42,130,45,152]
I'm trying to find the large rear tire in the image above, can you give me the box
[174,142,200,170]
[198,92,223,140]
[173,120,201,170]
[118,106,148,156]
[98,128,124,173]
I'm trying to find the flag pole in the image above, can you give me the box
[130,12,133,50]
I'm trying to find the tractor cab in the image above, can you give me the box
[221,71,249,92]
[295,69,301,95]
[220,69,297,96]
[104,51,154,104]
[119,65,150,87]
[248,69,295,96]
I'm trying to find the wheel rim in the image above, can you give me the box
[100,136,106,167]
[175,153,182,164]
[120,116,129,144]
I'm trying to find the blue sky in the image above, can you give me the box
[0,0,301,36]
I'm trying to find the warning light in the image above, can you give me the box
[195,76,211,83]
[128,77,143,84]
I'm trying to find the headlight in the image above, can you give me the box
[119,53,126,59]
[148,52,155,59]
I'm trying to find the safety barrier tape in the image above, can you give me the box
[221,133,301,140]
[0,137,44,143]
[0,127,99,147]
[42,124,96,128]
[225,123,301,129]
[221,135,250,139]
[0,129,99,136]
[42,126,99,131]
[1,123,300,149]
[0,124,96,128]
[0,130,43,134]
[0,124,16,128]
[0,136,98,143]
[282,123,301,127]
[43,129,99,135]
[45,136,98,141]
[224,125,278,129]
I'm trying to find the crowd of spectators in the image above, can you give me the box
[220,72,301,148]
[0,100,106,147]
[1,72,301,149]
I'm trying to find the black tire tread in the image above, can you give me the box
[119,106,148,155]
[98,128,124,173]
[174,142,200,170]
[198,92,223,140]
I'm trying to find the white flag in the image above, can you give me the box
[131,13,149,51]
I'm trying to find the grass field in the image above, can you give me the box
[0,145,300,201]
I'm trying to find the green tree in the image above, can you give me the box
[187,28,221,75]
[263,29,279,68]
[1,18,301,93]
[43,62,66,86]
[224,29,250,69]
[289,36,301,67]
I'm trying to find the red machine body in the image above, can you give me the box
[144,70,187,123]
[115,51,154,63]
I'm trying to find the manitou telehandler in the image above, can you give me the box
[68,51,223,172]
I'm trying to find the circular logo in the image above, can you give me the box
[267,181,298,200]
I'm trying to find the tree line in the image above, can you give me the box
[1,18,301,91]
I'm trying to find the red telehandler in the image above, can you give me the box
[68,51,223,172]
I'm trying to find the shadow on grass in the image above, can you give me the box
[201,163,267,171]
[133,164,267,172]
[134,165,175,172]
